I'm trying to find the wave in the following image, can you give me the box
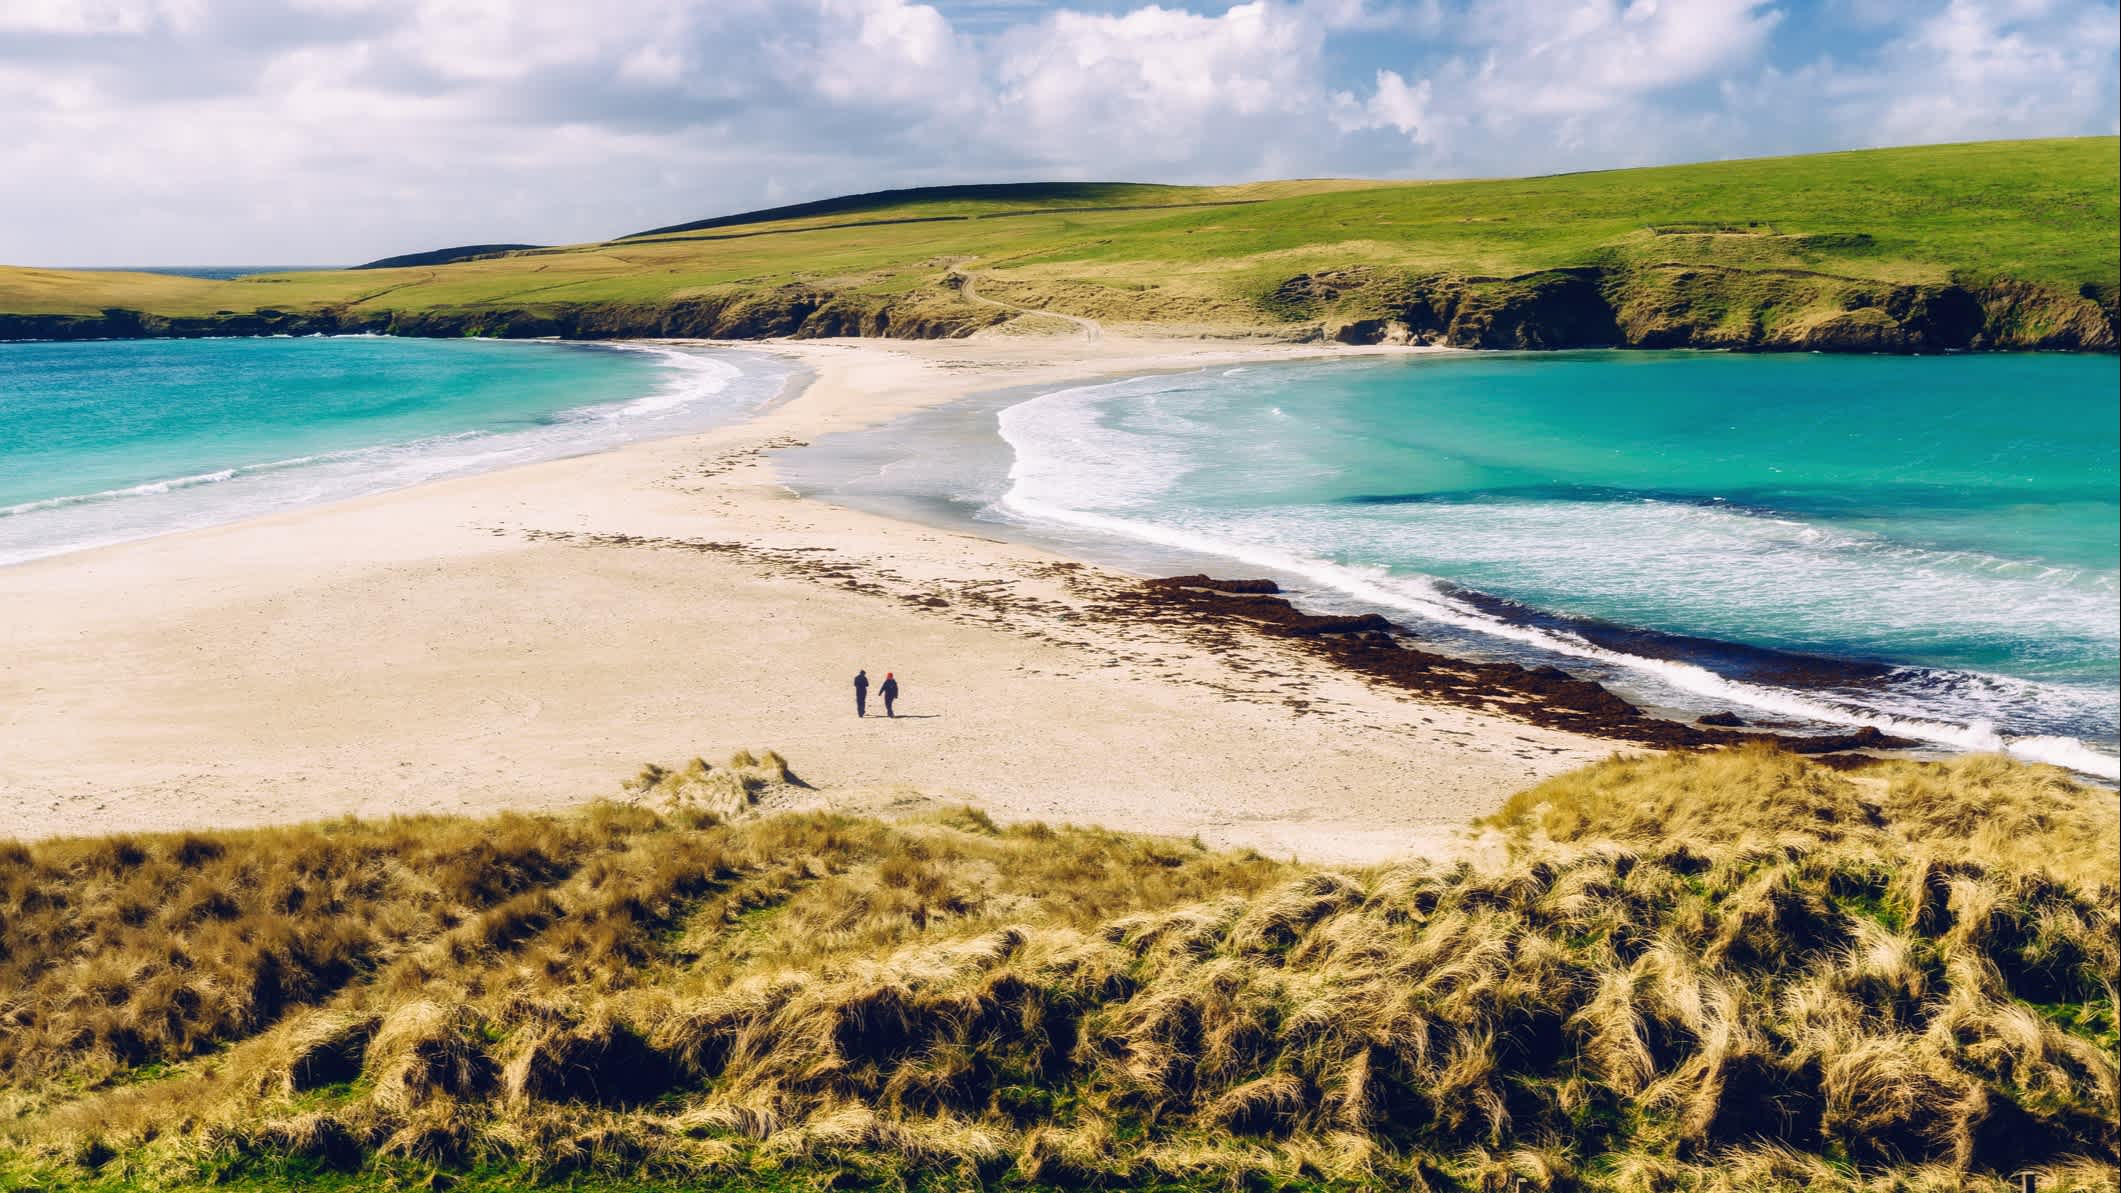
[0,456,331,519]
[2,343,788,567]
[6,346,746,522]
[584,344,742,418]
[1348,485,2115,593]
[1002,489,2119,780]
[993,373,2120,782]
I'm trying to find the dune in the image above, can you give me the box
[1,746,2112,1191]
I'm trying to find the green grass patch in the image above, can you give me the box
[2,139,2112,350]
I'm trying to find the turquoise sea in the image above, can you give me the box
[0,336,793,566]
[788,351,2121,778]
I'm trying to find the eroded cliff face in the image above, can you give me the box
[1300,266,2117,353]
[0,268,2112,352]
[0,286,1010,344]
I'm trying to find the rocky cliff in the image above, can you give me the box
[0,266,2112,352]
[1296,265,2118,352]
[0,285,1012,344]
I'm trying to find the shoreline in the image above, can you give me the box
[782,347,2120,781]
[4,332,2112,858]
[5,331,1625,862]
[0,336,804,568]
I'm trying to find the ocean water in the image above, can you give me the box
[785,350,2120,778]
[0,336,795,565]
[68,266,336,279]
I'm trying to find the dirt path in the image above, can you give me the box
[955,270,1102,340]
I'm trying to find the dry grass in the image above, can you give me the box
[0,747,2113,1191]
[1486,745,2121,889]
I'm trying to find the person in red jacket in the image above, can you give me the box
[879,672,900,717]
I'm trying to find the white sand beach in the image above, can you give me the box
[0,332,1615,862]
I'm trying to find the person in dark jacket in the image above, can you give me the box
[879,672,900,717]
[854,669,869,717]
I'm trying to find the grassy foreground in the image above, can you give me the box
[2,138,2115,350]
[1,747,2115,1191]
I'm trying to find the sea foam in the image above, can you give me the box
[993,361,2121,781]
[0,339,791,567]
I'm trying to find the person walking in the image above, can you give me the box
[879,672,900,718]
[854,669,869,718]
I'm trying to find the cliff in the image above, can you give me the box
[3,262,2108,353]
[1300,265,2118,352]
[0,284,1013,344]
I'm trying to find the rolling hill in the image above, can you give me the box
[1,138,2114,351]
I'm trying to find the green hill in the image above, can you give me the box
[1,747,2115,1192]
[352,244,546,271]
[618,181,1221,238]
[2,138,2115,350]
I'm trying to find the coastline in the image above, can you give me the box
[0,331,1620,862]
[787,348,2121,779]
[0,337,802,568]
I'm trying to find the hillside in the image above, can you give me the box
[1,747,2115,1192]
[0,138,2115,351]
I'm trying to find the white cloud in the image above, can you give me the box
[812,0,976,107]
[1349,69,1432,141]
[0,0,2112,265]
[0,0,201,34]
[1334,0,1786,168]
[1862,0,2121,143]
[991,2,1332,171]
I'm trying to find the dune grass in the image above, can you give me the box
[2,139,2113,348]
[0,745,2114,1192]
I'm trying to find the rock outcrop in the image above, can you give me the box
[1310,264,2116,353]
[0,265,2111,352]
[0,286,1011,344]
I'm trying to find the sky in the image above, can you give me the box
[2,0,2116,266]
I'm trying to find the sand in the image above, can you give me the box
[0,331,1616,863]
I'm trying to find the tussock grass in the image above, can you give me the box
[0,747,2114,1191]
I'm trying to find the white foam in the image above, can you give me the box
[2,343,790,567]
[998,374,1191,512]
[993,373,2121,782]
[1005,490,2120,780]
[2007,735,2121,776]
[586,345,742,418]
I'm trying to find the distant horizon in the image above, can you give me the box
[56,265,350,275]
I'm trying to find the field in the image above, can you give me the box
[1,138,2114,350]
[2,746,2114,1192]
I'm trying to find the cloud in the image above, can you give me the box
[1860,0,2121,144]
[1347,69,1432,141]
[991,2,1335,172]
[1332,0,1788,169]
[813,0,976,107]
[0,1,203,35]
[0,0,2113,265]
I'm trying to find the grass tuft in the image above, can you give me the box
[0,745,2113,1191]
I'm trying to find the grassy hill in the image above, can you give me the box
[1,138,2115,350]
[1,746,2114,1191]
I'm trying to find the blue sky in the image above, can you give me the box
[1,0,2115,265]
